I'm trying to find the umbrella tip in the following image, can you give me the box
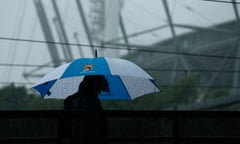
[94,49,98,58]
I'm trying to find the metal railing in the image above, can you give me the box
[0,110,240,144]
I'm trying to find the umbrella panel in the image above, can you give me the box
[42,75,159,100]
[120,76,159,100]
[32,57,160,100]
[99,75,130,100]
[33,79,57,97]
[44,75,130,100]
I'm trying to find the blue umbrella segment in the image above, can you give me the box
[32,57,160,100]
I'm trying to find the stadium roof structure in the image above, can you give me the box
[123,19,240,110]
[0,0,239,110]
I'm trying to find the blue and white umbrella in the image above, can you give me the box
[32,57,159,100]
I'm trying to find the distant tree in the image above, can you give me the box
[102,74,199,110]
[0,84,63,110]
[170,74,199,103]
[0,84,31,110]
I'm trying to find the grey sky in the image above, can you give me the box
[0,0,238,88]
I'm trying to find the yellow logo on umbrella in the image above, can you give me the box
[84,64,93,71]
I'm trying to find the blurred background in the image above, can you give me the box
[0,0,240,110]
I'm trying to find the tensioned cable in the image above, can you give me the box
[0,37,240,60]
[0,82,35,85]
[1,63,240,73]
[159,85,240,88]
[0,81,239,89]
[146,68,240,73]
[202,0,240,4]
[0,63,54,68]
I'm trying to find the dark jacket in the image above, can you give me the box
[63,90,108,143]
[64,91,103,112]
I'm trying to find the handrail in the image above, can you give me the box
[0,110,239,144]
[0,110,239,118]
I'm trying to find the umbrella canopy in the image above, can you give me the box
[32,57,159,100]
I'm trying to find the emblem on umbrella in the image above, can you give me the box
[32,57,160,100]
[83,64,93,71]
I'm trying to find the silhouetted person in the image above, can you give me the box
[63,75,109,144]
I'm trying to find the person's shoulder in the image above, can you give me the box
[71,92,79,97]
[65,92,78,101]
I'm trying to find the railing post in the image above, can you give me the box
[172,114,179,144]
[57,111,72,144]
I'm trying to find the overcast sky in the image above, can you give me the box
[0,0,238,88]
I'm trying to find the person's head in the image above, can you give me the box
[79,75,109,94]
